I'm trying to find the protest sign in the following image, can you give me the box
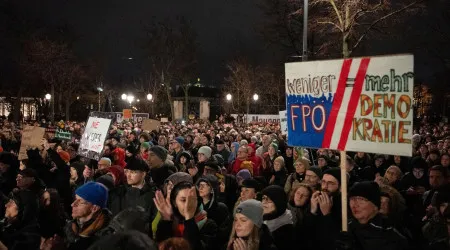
[231,114,280,124]
[160,117,169,123]
[89,111,149,123]
[285,54,414,156]
[55,128,72,140]
[78,117,112,161]
[123,109,132,120]
[279,110,288,135]
[18,126,45,160]
[142,119,161,132]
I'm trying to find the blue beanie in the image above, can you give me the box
[75,182,108,208]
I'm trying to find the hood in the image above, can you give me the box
[166,172,193,186]
[9,189,39,226]
[70,161,85,183]
[113,148,126,166]
[228,142,240,163]
[197,175,219,211]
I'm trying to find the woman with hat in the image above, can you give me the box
[284,157,310,194]
[226,199,276,250]
[154,181,218,250]
[261,185,294,250]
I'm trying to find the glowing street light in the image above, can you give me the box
[126,95,134,104]
[147,94,153,101]
[121,94,127,100]
[253,94,259,101]
[45,94,51,100]
[226,94,232,101]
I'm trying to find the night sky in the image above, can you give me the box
[17,0,448,87]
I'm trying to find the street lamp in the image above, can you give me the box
[121,94,127,100]
[126,95,134,106]
[147,94,153,101]
[253,94,259,101]
[226,94,232,101]
[97,87,103,112]
[45,94,51,100]
[246,93,259,123]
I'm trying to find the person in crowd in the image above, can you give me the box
[303,166,322,192]
[427,150,441,168]
[215,140,231,166]
[106,165,126,187]
[354,152,371,168]
[261,185,294,250]
[64,182,111,250]
[284,157,310,193]
[148,146,175,190]
[88,230,157,250]
[16,168,45,196]
[231,145,251,174]
[159,237,192,250]
[128,131,141,153]
[309,168,342,250]
[140,142,151,160]
[256,135,272,157]
[247,144,262,176]
[269,156,287,187]
[170,136,185,169]
[109,157,157,223]
[0,152,19,195]
[261,143,279,182]
[282,146,294,174]
[154,181,218,250]
[316,154,331,172]
[197,175,231,246]
[112,148,127,168]
[39,188,67,241]
[371,154,389,177]
[392,155,409,173]
[226,199,277,250]
[217,174,239,214]
[384,165,403,190]
[440,153,449,168]
[70,162,85,192]
[423,165,449,210]
[337,181,408,250]
[422,185,450,250]
[378,184,407,229]
[228,142,240,167]
[178,151,193,173]
[0,189,41,250]
[94,157,112,179]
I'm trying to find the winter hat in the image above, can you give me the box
[241,178,261,191]
[149,146,168,161]
[323,168,341,186]
[216,139,225,145]
[125,157,149,172]
[214,154,225,167]
[174,136,185,146]
[317,154,330,163]
[269,143,278,153]
[141,142,150,150]
[198,146,212,159]
[9,189,39,224]
[18,168,38,179]
[349,181,381,208]
[70,162,85,180]
[108,165,126,186]
[96,174,114,190]
[203,160,221,172]
[261,185,288,219]
[165,172,193,186]
[105,207,150,235]
[180,151,192,162]
[410,156,428,170]
[75,182,108,208]
[237,169,252,182]
[235,199,263,228]
[58,151,70,163]
[308,166,323,179]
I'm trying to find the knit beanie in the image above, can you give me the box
[349,181,381,208]
[308,166,323,179]
[261,185,287,220]
[125,157,149,172]
[180,151,192,162]
[198,146,212,159]
[174,136,185,146]
[141,142,150,150]
[269,143,278,153]
[241,178,261,191]
[96,174,114,190]
[165,172,193,186]
[235,199,263,228]
[149,146,168,161]
[75,182,108,208]
[323,168,341,186]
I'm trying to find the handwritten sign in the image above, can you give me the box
[18,126,45,160]
[55,128,72,140]
[78,117,112,160]
[123,109,132,120]
[279,110,287,135]
[142,119,161,132]
[285,54,414,156]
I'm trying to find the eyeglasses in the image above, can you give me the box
[261,196,273,204]
[198,183,210,189]
[72,199,90,207]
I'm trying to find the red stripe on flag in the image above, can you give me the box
[337,58,371,150]
[322,59,353,149]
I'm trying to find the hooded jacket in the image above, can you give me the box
[218,174,239,214]
[112,148,127,168]
[0,190,40,250]
[197,175,231,246]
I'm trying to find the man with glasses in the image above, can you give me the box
[169,136,185,171]
[64,182,110,250]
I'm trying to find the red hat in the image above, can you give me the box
[58,151,70,163]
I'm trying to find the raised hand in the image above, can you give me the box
[310,191,321,215]
[184,187,198,220]
[233,238,248,250]
[318,191,333,216]
[154,189,173,220]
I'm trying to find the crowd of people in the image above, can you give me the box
[0,116,449,250]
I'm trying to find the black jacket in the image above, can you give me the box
[156,218,218,250]
[108,183,157,222]
[149,164,175,190]
[0,219,41,250]
[346,214,408,250]
[264,211,294,250]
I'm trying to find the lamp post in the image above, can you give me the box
[147,94,154,115]
[97,87,103,112]
[45,93,53,122]
[246,93,259,123]
[126,95,134,108]
[226,94,232,114]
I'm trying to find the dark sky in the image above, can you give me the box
[36,0,268,86]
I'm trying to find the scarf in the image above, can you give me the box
[264,210,293,233]
[71,211,106,237]
[174,209,208,237]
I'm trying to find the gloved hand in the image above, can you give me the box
[335,231,354,250]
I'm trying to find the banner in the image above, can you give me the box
[231,114,280,124]
[55,128,72,140]
[123,109,132,120]
[285,54,414,156]
[18,126,46,160]
[78,117,112,160]
[89,112,149,123]
[279,110,287,135]
[174,101,183,120]
[199,100,210,120]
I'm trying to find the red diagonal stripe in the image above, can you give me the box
[322,59,353,149]
[337,58,371,150]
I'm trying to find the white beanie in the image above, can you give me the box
[198,146,212,159]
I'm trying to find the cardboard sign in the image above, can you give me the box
[18,126,46,160]
[142,119,161,132]
[285,54,414,156]
[279,110,288,135]
[160,117,169,123]
[78,117,112,160]
[55,128,72,140]
[123,109,132,120]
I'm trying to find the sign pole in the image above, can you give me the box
[340,150,348,232]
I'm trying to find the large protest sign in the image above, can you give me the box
[78,117,112,160]
[142,119,161,132]
[18,126,46,160]
[279,110,288,135]
[55,128,72,140]
[285,54,414,156]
